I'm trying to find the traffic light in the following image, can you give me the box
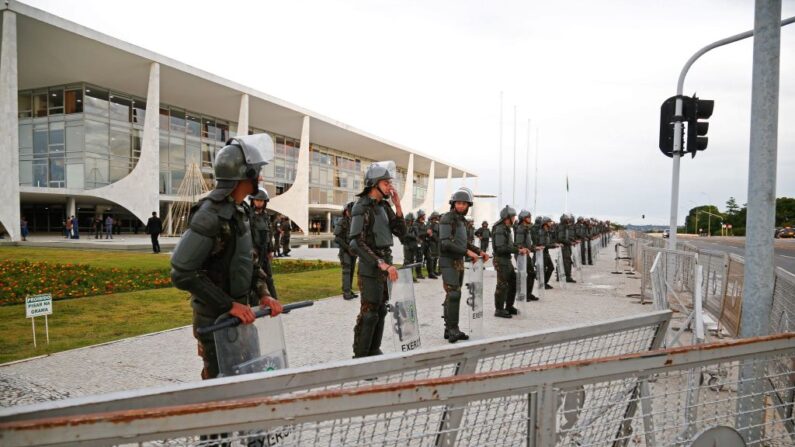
[658,96,682,157]
[683,95,714,158]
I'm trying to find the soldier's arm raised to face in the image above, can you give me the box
[171,208,235,315]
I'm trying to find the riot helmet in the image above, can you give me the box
[360,161,396,198]
[214,134,274,182]
[405,212,415,221]
[430,211,441,220]
[482,220,489,227]
[249,187,269,204]
[417,209,427,220]
[499,205,517,221]
[449,187,474,207]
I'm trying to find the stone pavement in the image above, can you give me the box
[0,238,649,408]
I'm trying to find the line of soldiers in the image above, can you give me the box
[492,206,612,319]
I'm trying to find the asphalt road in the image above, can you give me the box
[677,235,795,274]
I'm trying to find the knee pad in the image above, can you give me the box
[446,287,461,302]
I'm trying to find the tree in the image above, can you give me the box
[725,197,740,216]
[684,205,723,235]
[776,197,795,227]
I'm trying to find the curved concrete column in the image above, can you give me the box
[416,160,435,213]
[441,166,453,212]
[401,153,414,212]
[236,94,249,136]
[268,116,309,232]
[0,10,20,240]
[86,62,160,225]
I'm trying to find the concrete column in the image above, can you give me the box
[0,10,20,241]
[326,211,332,233]
[236,94,249,136]
[417,160,435,213]
[87,62,160,225]
[443,166,453,211]
[462,172,467,188]
[66,197,76,220]
[269,116,310,232]
[402,153,414,212]
[166,203,174,236]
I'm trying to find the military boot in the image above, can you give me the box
[506,306,519,315]
[446,326,469,343]
[494,309,512,318]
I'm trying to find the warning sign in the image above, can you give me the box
[26,294,53,318]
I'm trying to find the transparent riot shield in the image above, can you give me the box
[535,248,545,299]
[555,248,566,290]
[388,267,422,352]
[464,259,484,340]
[516,254,528,302]
[214,308,288,378]
[574,242,584,282]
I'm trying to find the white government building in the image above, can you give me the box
[0,1,479,241]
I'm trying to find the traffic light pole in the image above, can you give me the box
[666,14,795,251]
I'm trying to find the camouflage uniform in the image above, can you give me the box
[492,207,519,317]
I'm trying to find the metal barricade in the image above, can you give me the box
[4,333,792,447]
[0,311,672,446]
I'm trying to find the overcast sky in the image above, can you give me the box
[23,0,795,224]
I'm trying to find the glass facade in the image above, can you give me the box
[18,83,435,228]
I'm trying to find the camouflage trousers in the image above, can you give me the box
[561,244,573,279]
[353,273,388,358]
[493,260,517,310]
[441,259,465,327]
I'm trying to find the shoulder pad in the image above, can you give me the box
[351,199,369,217]
[440,212,456,225]
[189,202,221,237]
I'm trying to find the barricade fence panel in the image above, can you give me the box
[3,333,792,447]
[0,312,671,425]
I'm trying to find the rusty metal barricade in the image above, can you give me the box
[3,333,792,447]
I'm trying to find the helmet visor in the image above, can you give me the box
[368,161,396,181]
[231,133,274,170]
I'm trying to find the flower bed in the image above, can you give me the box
[0,259,338,305]
[0,260,172,305]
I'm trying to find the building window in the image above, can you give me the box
[65,89,83,114]
[84,87,109,118]
[132,99,146,124]
[18,92,32,118]
[109,94,132,122]
[48,88,64,115]
[170,108,186,134]
[186,114,201,137]
[33,91,48,117]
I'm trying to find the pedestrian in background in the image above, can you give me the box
[145,211,162,253]
[71,215,80,239]
[104,215,113,239]
[65,218,73,239]
[93,216,102,239]
[20,216,29,241]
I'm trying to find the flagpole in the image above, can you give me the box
[498,91,503,211]
[533,127,539,215]
[525,118,531,207]
[512,105,517,206]
[565,173,569,213]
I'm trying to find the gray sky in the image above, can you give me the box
[23,0,795,224]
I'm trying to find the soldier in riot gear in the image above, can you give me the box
[539,217,557,288]
[272,215,282,257]
[426,211,441,278]
[439,188,489,342]
[402,212,420,283]
[514,210,539,301]
[249,187,278,298]
[279,217,292,256]
[475,220,491,253]
[171,134,283,381]
[492,206,519,318]
[575,216,587,266]
[349,161,407,358]
[335,202,358,300]
[586,218,594,265]
[557,214,577,283]
[414,210,428,279]
[466,217,475,245]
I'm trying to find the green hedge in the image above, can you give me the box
[0,258,337,305]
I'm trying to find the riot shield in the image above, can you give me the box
[464,259,484,340]
[388,267,422,352]
[214,308,288,378]
[574,242,584,282]
[516,254,528,302]
[535,248,545,299]
[555,248,566,290]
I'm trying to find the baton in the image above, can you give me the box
[400,262,423,269]
[197,301,314,335]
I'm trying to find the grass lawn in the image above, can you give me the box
[0,245,351,363]
[0,267,353,364]
[0,246,171,271]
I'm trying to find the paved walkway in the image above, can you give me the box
[0,238,649,408]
